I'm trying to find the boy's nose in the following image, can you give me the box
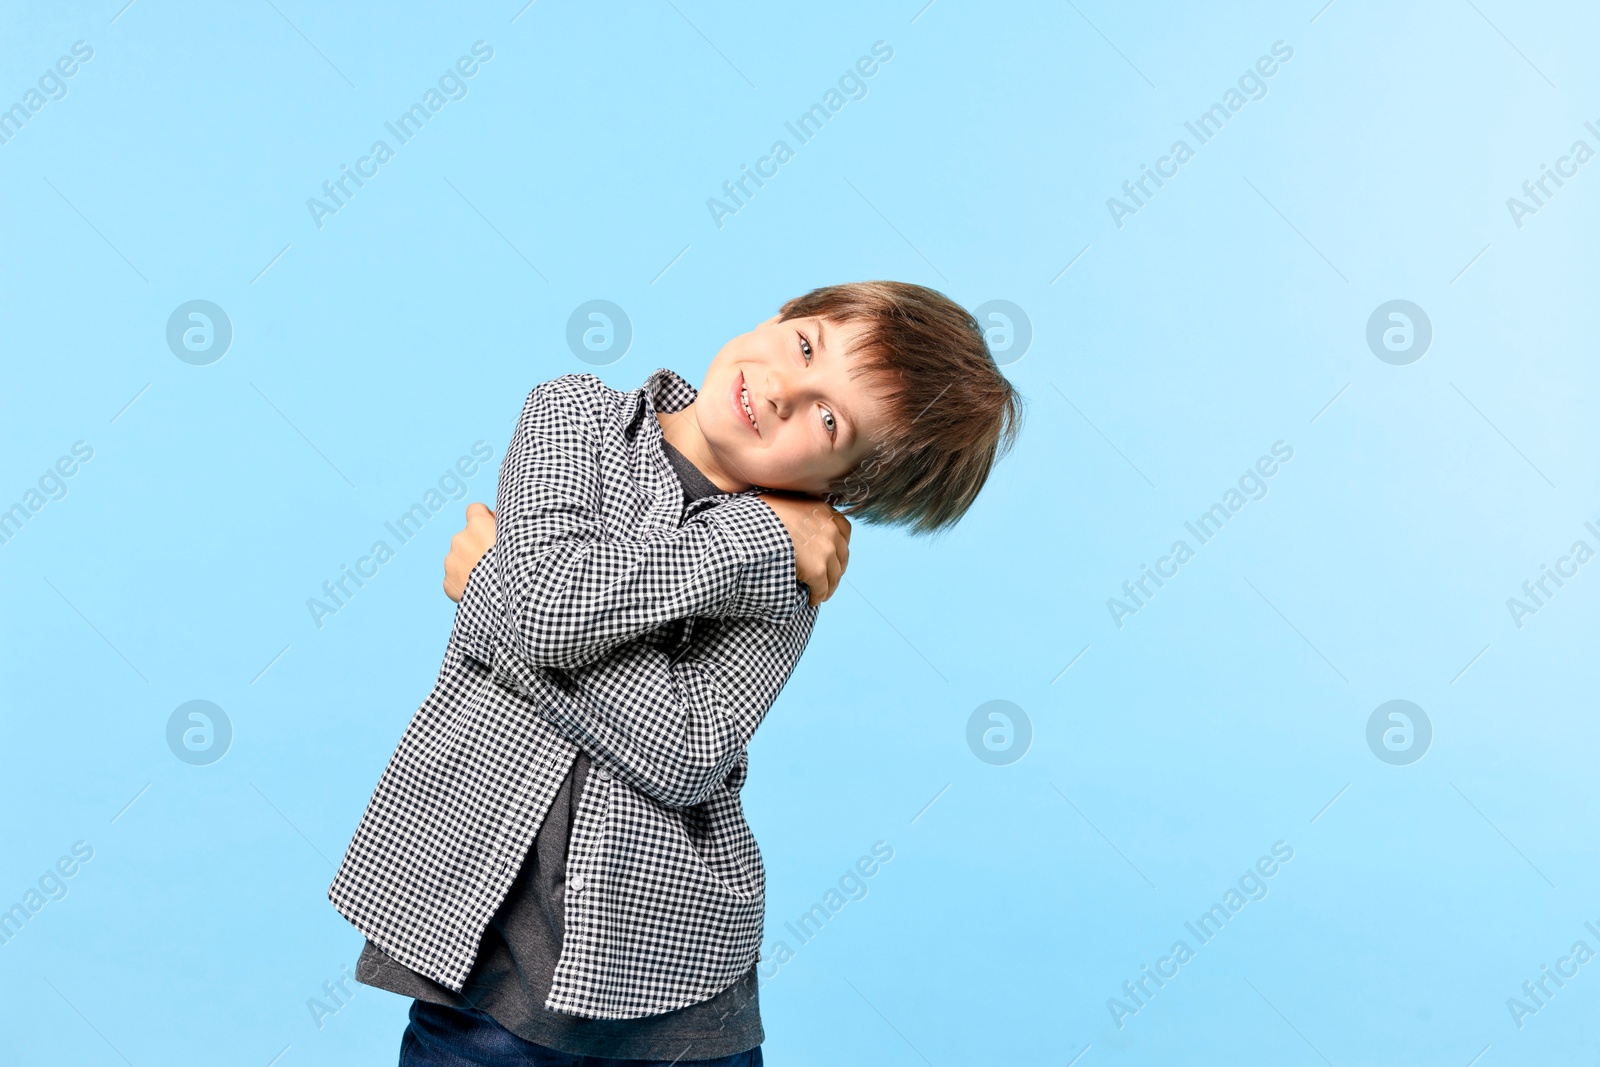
[761,367,793,417]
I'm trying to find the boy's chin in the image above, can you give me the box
[755,481,824,499]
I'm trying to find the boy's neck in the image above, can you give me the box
[656,406,750,493]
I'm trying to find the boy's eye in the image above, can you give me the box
[798,331,832,438]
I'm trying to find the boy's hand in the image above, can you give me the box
[444,502,497,602]
[755,493,851,607]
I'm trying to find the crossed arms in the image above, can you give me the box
[447,379,833,808]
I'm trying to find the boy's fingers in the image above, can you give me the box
[806,556,832,604]
[822,556,842,601]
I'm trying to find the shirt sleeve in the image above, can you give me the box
[487,603,820,809]
[452,376,809,672]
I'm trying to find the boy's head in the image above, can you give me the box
[692,280,1024,534]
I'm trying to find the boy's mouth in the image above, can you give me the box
[733,370,759,436]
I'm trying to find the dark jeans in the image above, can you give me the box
[399,999,764,1067]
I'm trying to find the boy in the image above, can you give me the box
[327,281,1023,1065]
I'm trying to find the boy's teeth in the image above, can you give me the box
[740,385,756,429]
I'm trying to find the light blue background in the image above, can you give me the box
[2,1,1597,1064]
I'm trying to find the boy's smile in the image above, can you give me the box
[660,313,890,497]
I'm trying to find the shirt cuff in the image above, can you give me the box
[704,494,807,624]
[451,545,504,666]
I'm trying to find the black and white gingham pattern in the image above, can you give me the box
[327,368,819,1020]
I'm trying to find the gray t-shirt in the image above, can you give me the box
[354,434,762,1060]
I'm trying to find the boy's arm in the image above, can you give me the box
[455,377,807,671]
[483,604,819,809]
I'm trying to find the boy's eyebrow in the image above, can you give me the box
[815,318,857,448]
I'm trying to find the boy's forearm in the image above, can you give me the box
[460,381,807,671]
[481,608,817,808]
[473,499,799,664]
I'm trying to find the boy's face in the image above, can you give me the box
[690,313,890,496]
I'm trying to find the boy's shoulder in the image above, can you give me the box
[533,371,610,406]
[523,372,623,431]
[530,369,678,433]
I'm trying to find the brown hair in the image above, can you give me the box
[777,281,1025,535]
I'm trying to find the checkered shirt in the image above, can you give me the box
[328,367,819,1019]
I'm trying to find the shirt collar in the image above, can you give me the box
[641,366,699,417]
[631,367,762,511]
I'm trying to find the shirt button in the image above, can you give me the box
[596,767,612,782]
[570,874,587,892]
